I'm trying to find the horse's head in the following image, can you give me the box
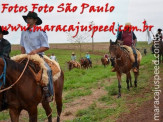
[80,58,84,64]
[67,61,73,71]
[0,58,4,75]
[0,58,7,89]
[109,40,119,58]
[0,58,8,111]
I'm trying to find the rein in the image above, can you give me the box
[0,55,30,93]
[116,45,130,60]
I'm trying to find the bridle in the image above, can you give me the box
[0,57,7,89]
[0,56,30,93]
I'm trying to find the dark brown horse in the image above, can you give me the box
[101,57,110,67]
[80,58,92,69]
[0,57,64,122]
[109,40,140,98]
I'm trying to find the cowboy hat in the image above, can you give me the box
[22,11,42,25]
[158,28,162,32]
[0,26,9,35]
[125,22,131,26]
[72,52,75,55]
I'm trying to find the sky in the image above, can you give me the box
[0,0,162,44]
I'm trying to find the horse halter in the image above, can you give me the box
[0,57,7,89]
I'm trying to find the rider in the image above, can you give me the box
[85,52,91,64]
[71,52,76,61]
[50,53,57,62]
[0,26,11,59]
[104,54,110,63]
[112,22,138,72]
[20,11,53,102]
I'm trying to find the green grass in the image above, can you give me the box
[69,53,157,122]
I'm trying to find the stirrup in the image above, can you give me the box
[45,96,53,102]
[133,67,138,73]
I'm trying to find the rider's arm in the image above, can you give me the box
[132,32,137,47]
[3,39,11,57]
[117,32,123,45]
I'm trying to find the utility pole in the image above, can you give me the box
[90,21,95,52]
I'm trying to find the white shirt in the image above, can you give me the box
[50,55,57,61]
[20,27,49,55]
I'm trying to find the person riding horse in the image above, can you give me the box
[104,54,110,63]
[0,26,11,59]
[20,11,53,102]
[71,52,76,61]
[111,22,138,72]
[85,52,91,64]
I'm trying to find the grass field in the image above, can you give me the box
[0,42,162,122]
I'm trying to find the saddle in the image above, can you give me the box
[11,54,61,86]
[120,45,142,63]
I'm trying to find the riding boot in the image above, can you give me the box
[43,86,53,102]
[110,58,116,72]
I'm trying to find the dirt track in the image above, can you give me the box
[117,71,163,122]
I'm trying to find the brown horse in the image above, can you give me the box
[101,57,110,67]
[80,58,92,69]
[0,57,64,122]
[67,61,81,71]
[109,40,140,98]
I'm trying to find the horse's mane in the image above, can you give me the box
[5,58,33,76]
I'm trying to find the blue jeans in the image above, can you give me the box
[131,47,138,67]
[44,62,54,96]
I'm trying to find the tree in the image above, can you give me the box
[66,31,90,58]
[90,21,95,52]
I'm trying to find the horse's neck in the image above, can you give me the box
[5,60,32,85]
[116,47,123,58]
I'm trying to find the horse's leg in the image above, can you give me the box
[116,72,122,98]
[42,101,52,122]
[126,73,130,90]
[9,108,21,122]
[129,72,132,87]
[28,107,38,122]
[134,65,139,87]
[54,79,63,122]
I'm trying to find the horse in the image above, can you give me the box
[67,60,81,71]
[101,57,110,67]
[109,40,141,98]
[0,57,64,122]
[80,58,92,69]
